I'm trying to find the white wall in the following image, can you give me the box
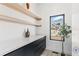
[0,3,37,55]
[0,3,73,55]
[36,3,72,55]
[72,4,79,56]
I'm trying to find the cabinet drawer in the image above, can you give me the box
[34,41,46,56]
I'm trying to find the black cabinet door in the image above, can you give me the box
[34,41,46,56]
[4,36,46,56]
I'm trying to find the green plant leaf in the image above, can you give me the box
[59,24,72,38]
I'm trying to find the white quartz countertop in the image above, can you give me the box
[0,35,45,56]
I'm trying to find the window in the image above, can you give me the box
[50,14,65,41]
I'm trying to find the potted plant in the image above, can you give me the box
[59,24,72,56]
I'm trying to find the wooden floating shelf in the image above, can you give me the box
[1,3,42,20]
[0,14,41,27]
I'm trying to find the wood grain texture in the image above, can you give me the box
[1,3,42,20]
[0,14,41,27]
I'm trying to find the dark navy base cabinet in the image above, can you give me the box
[4,36,46,56]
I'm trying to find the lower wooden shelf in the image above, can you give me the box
[0,14,41,27]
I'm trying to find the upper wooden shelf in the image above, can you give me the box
[1,3,42,20]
